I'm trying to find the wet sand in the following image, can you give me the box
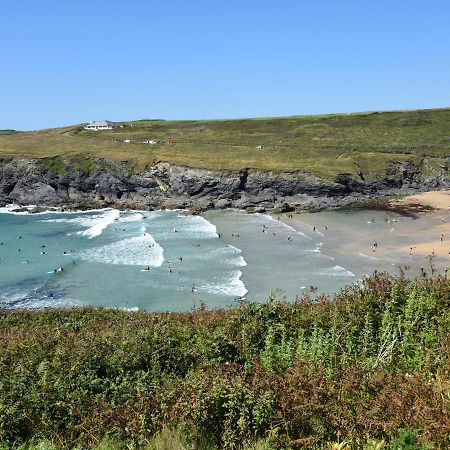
[278,191,450,279]
[393,190,450,257]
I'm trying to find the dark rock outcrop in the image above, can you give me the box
[0,156,448,212]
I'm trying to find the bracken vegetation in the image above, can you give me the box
[0,271,449,449]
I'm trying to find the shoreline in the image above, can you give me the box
[276,190,450,276]
[1,195,448,313]
[3,191,449,264]
[2,187,450,214]
[391,190,450,257]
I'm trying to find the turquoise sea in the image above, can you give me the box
[1,205,446,311]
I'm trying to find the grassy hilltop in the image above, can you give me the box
[1,108,450,180]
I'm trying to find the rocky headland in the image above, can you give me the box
[0,156,449,213]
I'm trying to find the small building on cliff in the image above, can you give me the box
[84,120,117,131]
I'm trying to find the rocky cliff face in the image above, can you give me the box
[0,156,448,212]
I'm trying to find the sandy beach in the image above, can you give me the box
[280,190,450,279]
[393,190,450,258]
[395,190,450,211]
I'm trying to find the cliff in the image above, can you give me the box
[1,156,448,212]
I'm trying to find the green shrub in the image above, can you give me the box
[0,273,449,448]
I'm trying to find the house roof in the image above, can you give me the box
[85,120,116,127]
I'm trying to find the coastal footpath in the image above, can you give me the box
[0,156,449,212]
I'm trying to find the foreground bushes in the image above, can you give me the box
[0,272,449,448]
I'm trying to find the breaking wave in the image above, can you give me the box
[200,270,248,297]
[316,265,355,277]
[79,226,164,266]
[178,215,218,238]
[78,210,120,238]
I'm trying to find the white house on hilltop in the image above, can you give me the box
[84,120,117,131]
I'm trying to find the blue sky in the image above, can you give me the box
[2,0,450,129]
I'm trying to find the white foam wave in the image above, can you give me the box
[41,209,119,231]
[200,270,248,297]
[263,214,297,231]
[225,244,241,253]
[1,204,112,216]
[0,290,82,310]
[317,265,355,277]
[262,214,311,239]
[0,204,38,215]
[119,213,144,223]
[178,215,218,238]
[358,252,380,260]
[78,209,120,238]
[79,227,164,266]
[228,256,248,267]
[8,297,82,310]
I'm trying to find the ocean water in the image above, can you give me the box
[0,206,358,311]
[1,205,444,312]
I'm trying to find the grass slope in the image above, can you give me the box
[1,271,449,449]
[1,109,450,180]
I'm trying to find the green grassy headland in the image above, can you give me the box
[1,271,449,449]
[1,108,450,180]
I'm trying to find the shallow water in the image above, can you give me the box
[287,207,450,279]
[0,206,447,311]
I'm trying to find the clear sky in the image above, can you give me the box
[2,0,450,130]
